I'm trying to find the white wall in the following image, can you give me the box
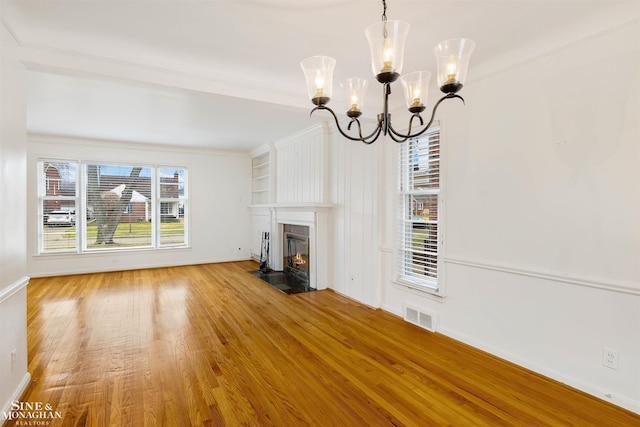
[0,16,31,417]
[27,136,252,276]
[330,126,383,307]
[260,16,640,414]
[381,20,640,412]
[249,208,271,261]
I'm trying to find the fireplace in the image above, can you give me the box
[263,204,332,290]
[283,225,310,282]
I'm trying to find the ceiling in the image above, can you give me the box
[2,0,638,152]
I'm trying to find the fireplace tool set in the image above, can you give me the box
[259,232,271,272]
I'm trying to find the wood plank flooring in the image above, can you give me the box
[7,261,640,426]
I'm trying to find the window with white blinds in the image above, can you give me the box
[158,168,187,247]
[37,160,188,254]
[398,126,441,291]
[85,164,153,249]
[38,161,79,252]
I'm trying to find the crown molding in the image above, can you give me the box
[27,132,250,158]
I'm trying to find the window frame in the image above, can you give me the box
[156,167,188,248]
[38,160,80,254]
[83,162,155,251]
[37,158,189,255]
[397,125,444,294]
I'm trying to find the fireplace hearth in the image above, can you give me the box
[251,224,314,294]
[250,270,313,294]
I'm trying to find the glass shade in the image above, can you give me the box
[365,20,410,83]
[340,78,368,118]
[434,38,476,94]
[300,56,336,106]
[400,71,431,112]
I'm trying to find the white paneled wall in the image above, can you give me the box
[275,125,328,204]
[332,133,382,307]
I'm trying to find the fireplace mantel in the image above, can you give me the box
[250,203,335,211]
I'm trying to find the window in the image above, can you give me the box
[38,161,78,252]
[158,168,187,247]
[38,160,188,254]
[86,164,153,249]
[398,126,441,291]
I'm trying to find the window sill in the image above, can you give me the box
[34,246,192,259]
[393,279,446,302]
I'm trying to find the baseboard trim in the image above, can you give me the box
[380,303,402,318]
[28,257,251,278]
[383,295,640,414]
[437,326,640,415]
[0,372,32,426]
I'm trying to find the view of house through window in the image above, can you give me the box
[158,167,187,247]
[86,164,153,249]
[398,126,441,291]
[39,161,78,252]
[38,160,187,253]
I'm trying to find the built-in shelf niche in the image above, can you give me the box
[251,151,270,205]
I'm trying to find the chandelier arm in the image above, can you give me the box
[388,118,413,143]
[310,105,384,143]
[387,130,408,143]
[348,116,385,143]
[363,125,384,145]
[389,93,465,140]
[387,113,422,143]
[347,118,365,140]
[346,118,358,133]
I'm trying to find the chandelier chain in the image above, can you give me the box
[381,0,388,38]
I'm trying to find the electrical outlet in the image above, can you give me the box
[603,347,619,370]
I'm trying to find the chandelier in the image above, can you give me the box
[300,0,475,144]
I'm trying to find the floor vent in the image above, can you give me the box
[403,304,437,333]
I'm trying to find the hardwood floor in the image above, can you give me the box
[7,261,639,426]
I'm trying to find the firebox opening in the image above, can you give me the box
[284,231,310,282]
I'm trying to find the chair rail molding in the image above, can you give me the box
[444,257,640,296]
